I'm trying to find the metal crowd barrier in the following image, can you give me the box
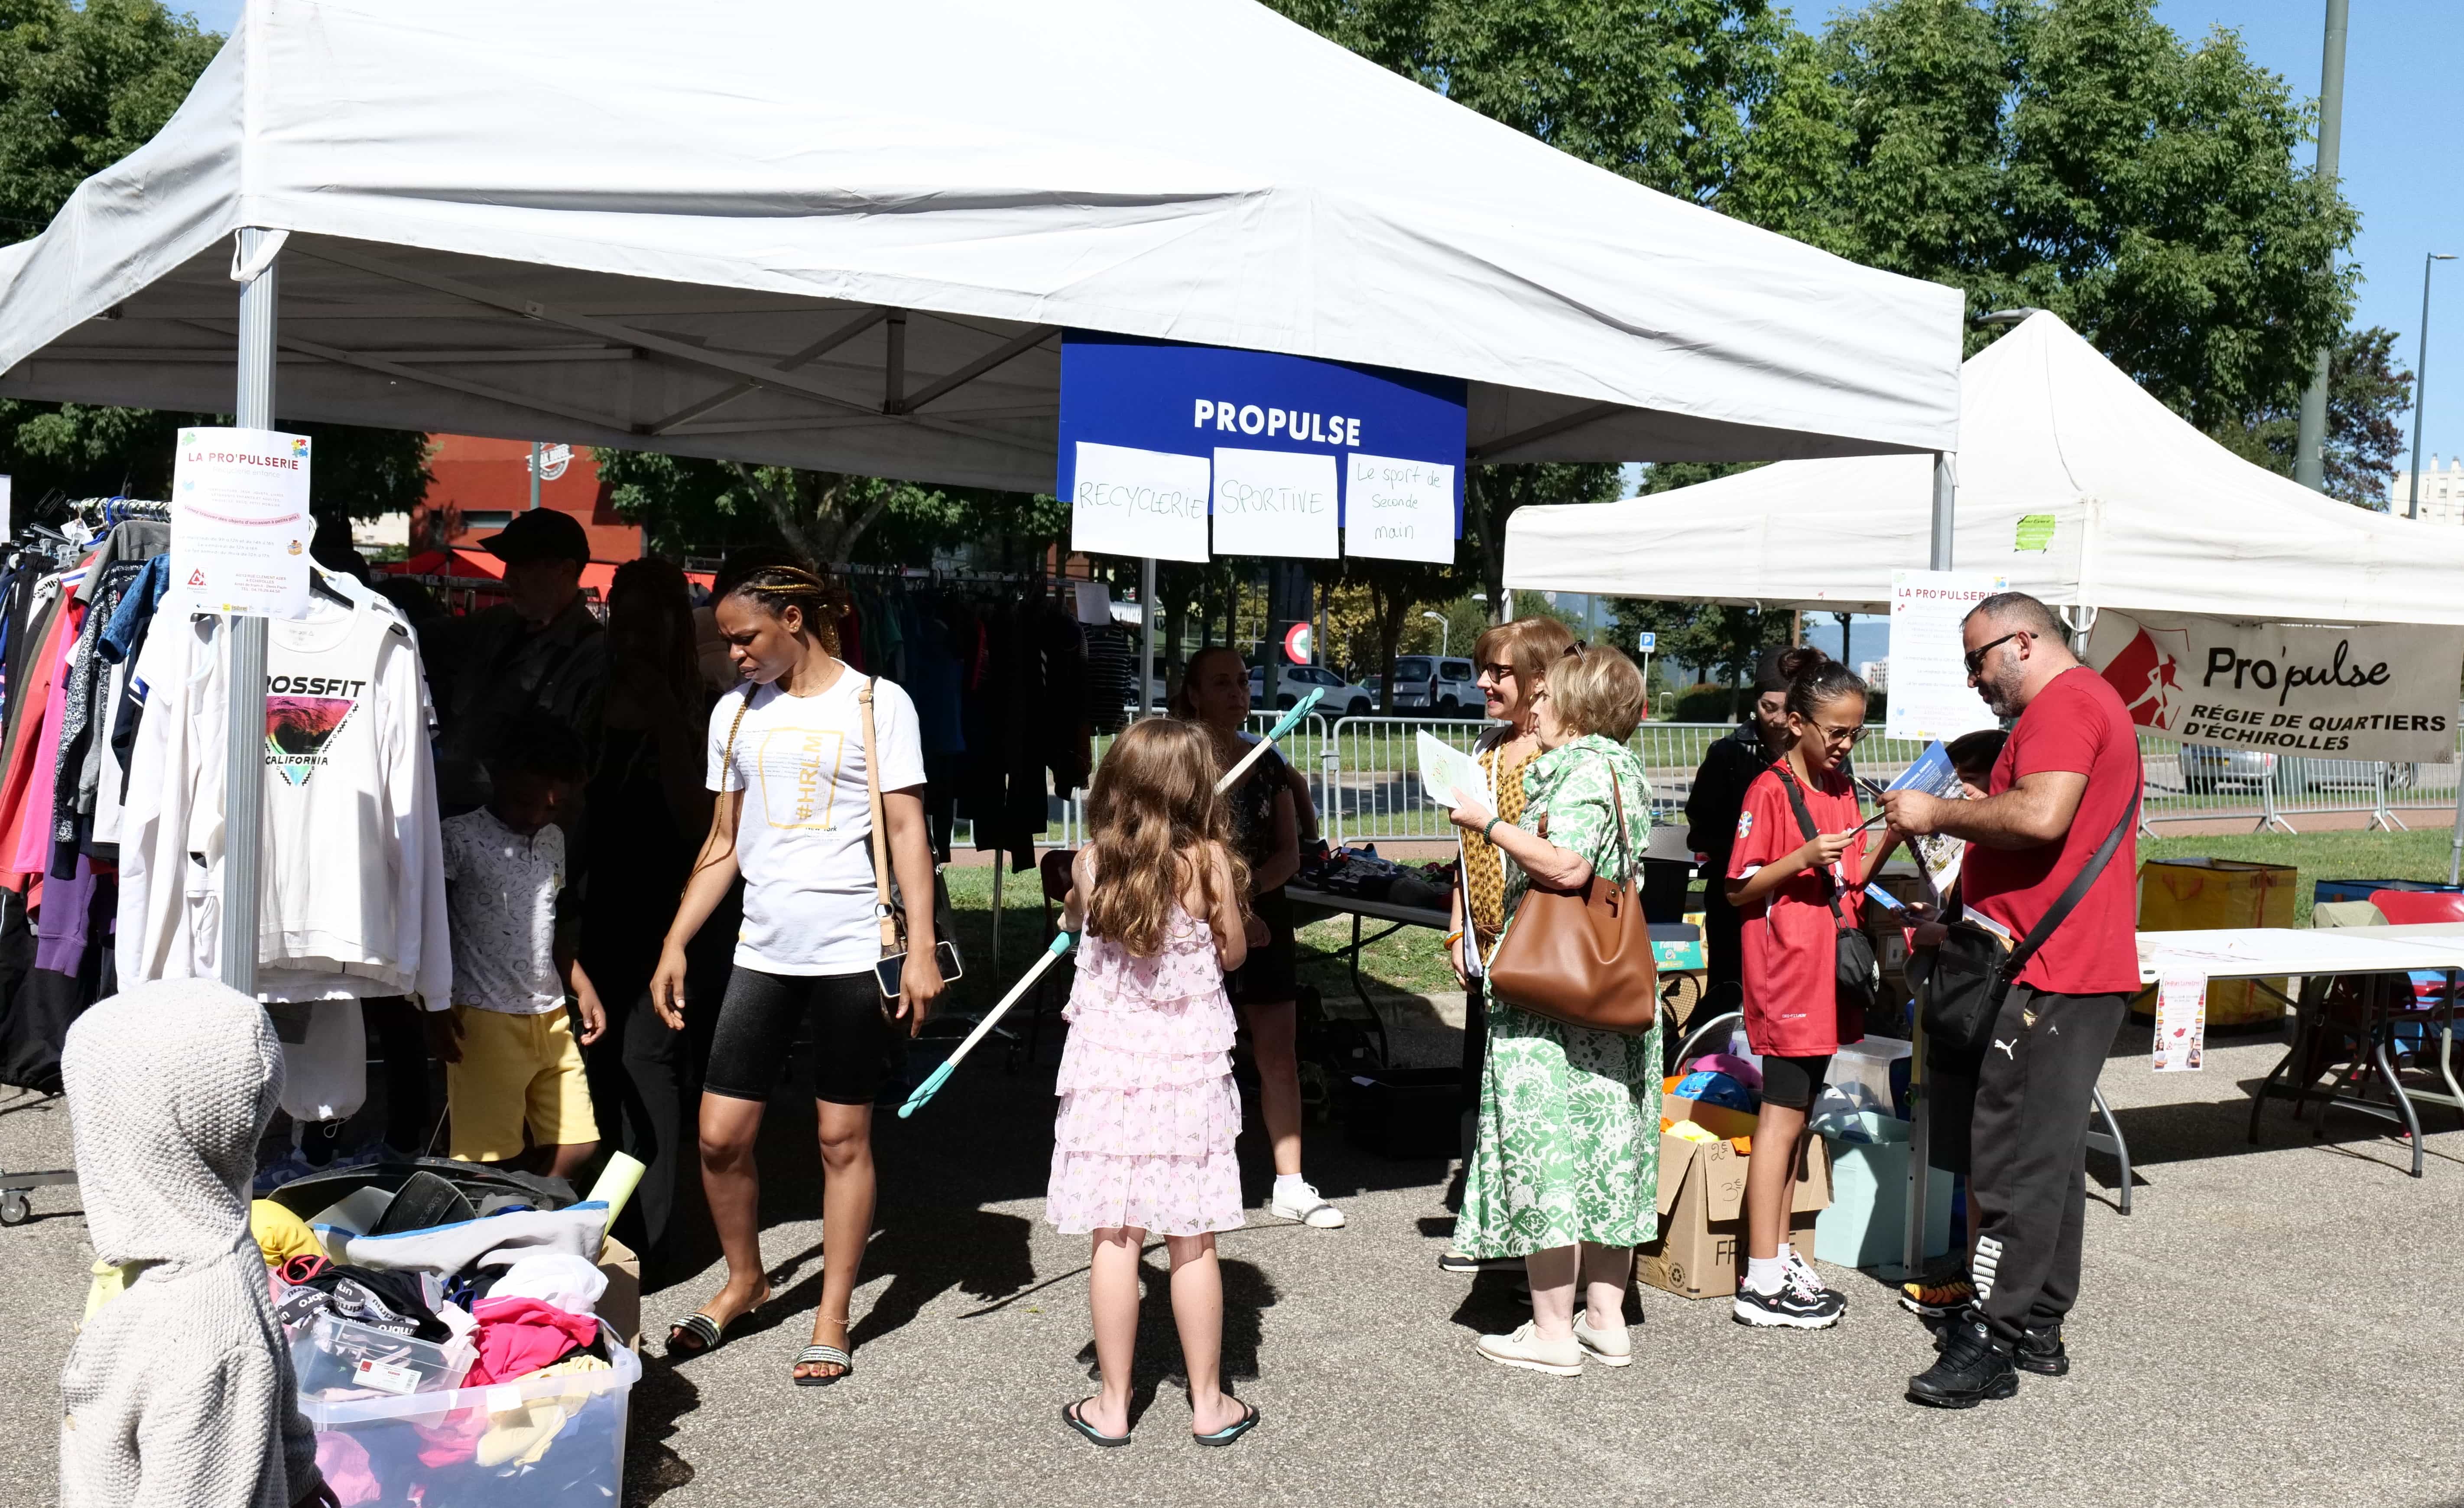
[952,712,2464,852]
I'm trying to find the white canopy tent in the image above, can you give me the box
[0,0,1962,488]
[1505,310,2464,625]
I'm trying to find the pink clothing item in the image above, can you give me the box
[464,1296,599,1386]
[1046,906,1244,1237]
[314,1431,381,1507]
[11,594,83,876]
[1687,1053,1763,1092]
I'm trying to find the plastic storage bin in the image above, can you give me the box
[293,1313,471,1401]
[301,1322,640,1505]
[1811,1111,1954,1269]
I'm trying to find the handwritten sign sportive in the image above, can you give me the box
[1057,332,1465,562]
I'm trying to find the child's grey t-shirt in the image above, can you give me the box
[438,808,565,1014]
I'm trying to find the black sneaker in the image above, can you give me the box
[1906,1318,2019,1408]
[1732,1274,1846,1329]
[2016,1323,2069,1377]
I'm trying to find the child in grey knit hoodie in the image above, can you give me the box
[59,978,333,1508]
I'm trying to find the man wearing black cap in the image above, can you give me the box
[1683,647,1796,1019]
[431,509,609,809]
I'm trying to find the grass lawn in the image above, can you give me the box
[934,827,2458,1010]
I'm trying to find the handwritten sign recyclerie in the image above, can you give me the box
[1057,332,1465,563]
[1067,441,1210,562]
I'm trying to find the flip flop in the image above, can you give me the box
[793,1344,853,1388]
[1192,1401,1260,1447]
[1063,1398,1131,1447]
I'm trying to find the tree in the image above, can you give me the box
[1341,557,1461,710]
[0,0,431,523]
[594,448,1067,566]
[2208,326,2409,508]
[1464,462,1620,624]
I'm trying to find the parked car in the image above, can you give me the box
[2177,745,2419,796]
[1249,663,1375,715]
[1387,654,1481,717]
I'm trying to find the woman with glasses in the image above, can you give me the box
[1722,647,1896,1329]
[1438,617,1574,1273]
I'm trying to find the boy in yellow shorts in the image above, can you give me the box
[427,715,604,1177]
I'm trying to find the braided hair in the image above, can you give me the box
[721,564,844,657]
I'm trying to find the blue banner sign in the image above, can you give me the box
[1058,332,1467,563]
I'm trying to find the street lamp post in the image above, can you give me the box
[2408,254,2456,519]
[1421,610,1448,658]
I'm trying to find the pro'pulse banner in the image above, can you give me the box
[1057,332,1467,564]
[2084,610,2464,762]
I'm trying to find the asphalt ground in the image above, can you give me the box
[6,1001,2464,1508]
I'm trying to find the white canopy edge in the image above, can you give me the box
[0,0,1961,494]
[1505,311,2464,628]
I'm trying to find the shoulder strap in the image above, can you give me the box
[858,677,902,959]
[2002,770,2142,975]
[1773,759,1851,925]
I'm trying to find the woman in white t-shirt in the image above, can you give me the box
[649,565,946,1386]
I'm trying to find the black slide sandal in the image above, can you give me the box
[1063,1399,1132,1447]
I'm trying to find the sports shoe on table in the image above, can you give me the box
[1732,1267,1847,1329]
[1899,1274,1974,1318]
[1268,1181,1346,1228]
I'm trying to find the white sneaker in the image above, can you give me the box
[1268,1182,1346,1228]
[1572,1316,1633,1366]
[1475,1322,1583,1377]
[1785,1249,1844,1310]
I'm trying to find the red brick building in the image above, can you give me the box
[411,435,641,562]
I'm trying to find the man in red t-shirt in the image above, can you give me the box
[1881,591,2139,1409]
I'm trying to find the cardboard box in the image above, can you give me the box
[1812,1113,1955,1269]
[597,1235,642,1351]
[1635,1095,1833,1300]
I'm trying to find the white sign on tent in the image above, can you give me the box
[1345,454,1456,563]
[2081,609,2464,764]
[1212,447,1339,559]
[169,426,312,619]
[1886,568,2005,742]
[1068,442,1210,563]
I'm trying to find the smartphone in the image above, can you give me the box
[874,939,965,1001]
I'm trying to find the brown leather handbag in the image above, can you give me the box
[1483,754,1658,1034]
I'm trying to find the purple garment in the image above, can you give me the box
[33,851,96,974]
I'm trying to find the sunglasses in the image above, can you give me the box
[1963,630,2029,676]
[1810,720,1870,748]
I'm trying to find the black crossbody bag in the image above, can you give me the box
[1921,774,2140,1059]
[1775,764,1881,1024]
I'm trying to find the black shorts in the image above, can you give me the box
[1759,1052,1833,1112]
[703,967,895,1105]
[1226,886,1297,1008]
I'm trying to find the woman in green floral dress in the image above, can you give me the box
[1446,644,1661,1377]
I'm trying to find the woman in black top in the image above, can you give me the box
[578,558,715,1266]
[1173,647,1344,1229]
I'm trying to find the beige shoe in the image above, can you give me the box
[1475,1322,1583,1377]
[1573,1316,1633,1366]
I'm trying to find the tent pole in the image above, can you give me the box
[2448,769,2463,886]
[1139,556,1156,720]
[1900,448,1958,1280]
[220,228,278,997]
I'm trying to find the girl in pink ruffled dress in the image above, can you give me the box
[1049,718,1262,1449]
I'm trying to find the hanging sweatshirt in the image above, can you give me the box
[117,592,451,1007]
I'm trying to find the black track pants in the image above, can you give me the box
[1967,984,2127,1347]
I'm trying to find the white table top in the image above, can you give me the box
[2136,923,2464,983]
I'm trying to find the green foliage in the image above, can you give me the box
[595,447,1065,566]
[0,0,429,522]
[2207,326,2411,508]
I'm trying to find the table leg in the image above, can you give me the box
[2086,1085,2131,1216]
[2441,972,2464,1130]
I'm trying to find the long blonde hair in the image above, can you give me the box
[1084,718,1249,956]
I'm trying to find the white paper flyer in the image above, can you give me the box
[169,426,312,618]
[1883,740,1967,903]
[2152,975,2206,1072]
[1415,731,1488,812]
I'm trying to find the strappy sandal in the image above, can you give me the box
[1063,1398,1131,1447]
[666,1286,768,1358]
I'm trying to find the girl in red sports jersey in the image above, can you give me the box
[1723,649,1898,1329]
